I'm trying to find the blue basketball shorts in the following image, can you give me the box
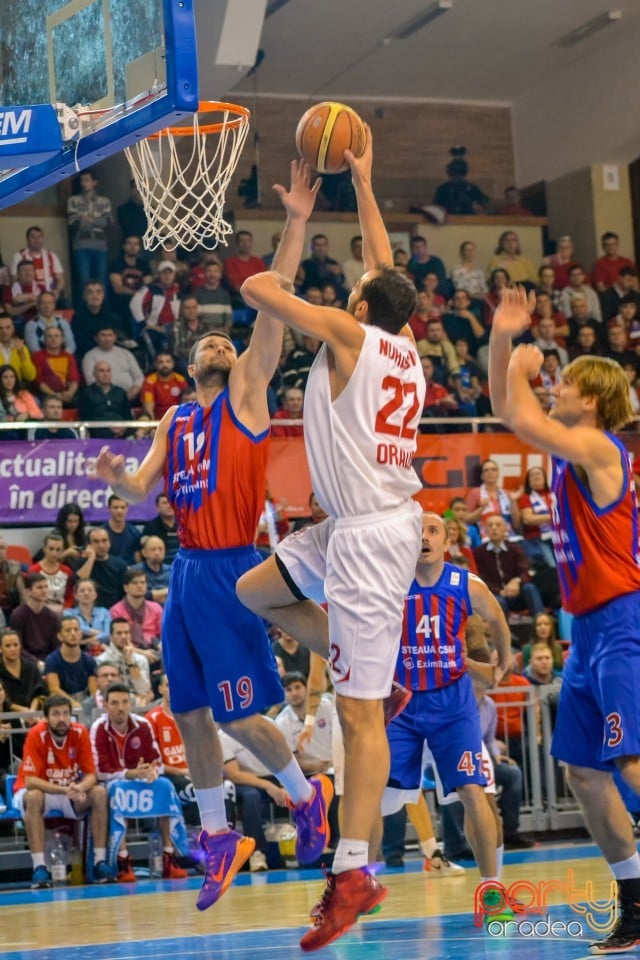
[162,546,284,721]
[551,591,640,770]
[387,672,487,795]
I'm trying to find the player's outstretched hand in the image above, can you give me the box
[493,285,535,338]
[273,159,321,223]
[509,343,544,381]
[344,123,372,184]
[89,445,126,486]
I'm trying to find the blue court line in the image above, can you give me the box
[0,843,604,908]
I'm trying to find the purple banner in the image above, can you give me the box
[0,439,163,524]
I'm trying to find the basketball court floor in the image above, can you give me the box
[0,843,619,959]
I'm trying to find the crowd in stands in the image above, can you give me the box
[0,168,637,435]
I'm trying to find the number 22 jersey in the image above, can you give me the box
[303,324,426,517]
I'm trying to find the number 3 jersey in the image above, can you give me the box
[395,563,471,692]
[304,325,425,518]
[165,388,269,549]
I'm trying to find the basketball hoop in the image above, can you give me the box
[124,101,251,252]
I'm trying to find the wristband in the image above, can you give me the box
[304,714,315,728]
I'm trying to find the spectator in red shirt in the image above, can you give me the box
[592,231,635,293]
[14,694,113,888]
[141,352,187,419]
[271,385,304,437]
[130,261,180,354]
[28,533,75,613]
[419,355,458,432]
[223,230,265,307]
[33,326,80,406]
[146,674,199,825]
[4,260,44,328]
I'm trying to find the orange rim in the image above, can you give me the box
[148,100,250,138]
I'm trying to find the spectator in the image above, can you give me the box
[542,235,575,290]
[502,186,532,217]
[77,361,133,439]
[109,571,162,664]
[517,466,555,569]
[592,231,635,293]
[489,665,531,767]
[451,240,488,298]
[77,528,127,609]
[292,491,329,532]
[419,355,458,430]
[10,226,65,303]
[521,613,564,673]
[79,661,122,727]
[558,265,602,324]
[600,266,640,323]
[416,319,460,386]
[108,235,151,326]
[271,628,311,679]
[408,289,443,342]
[342,235,363,291]
[66,169,113,294]
[90,684,187,881]
[0,315,36,383]
[623,362,640,418]
[14,694,113,887]
[102,496,141,565]
[447,496,482,549]
[473,515,545,620]
[117,180,148,243]
[482,268,511,331]
[271,386,304,438]
[146,674,199,825]
[33,326,80,406]
[537,265,563,311]
[219,723,289,874]
[566,295,602,347]
[281,335,320,393]
[614,295,640,347]
[25,291,76,355]
[82,327,144,401]
[96,619,152,705]
[141,494,179,565]
[466,459,521,541]
[9,572,60,664]
[130,261,181,355]
[532,349,563,397]
[487,231,537,286]
[192,262,232,331]
[276,671,334,775]
[441,289,485,352]
[4,260,42,326]
[223,231,265,306]
[27,395,79,440]
[432,152,489,215]
[44,615,97,707]
[453,338,484,415]
[72,282,129,361]
[408,235,447,293]
[169,295,217,376]
[28,533,74,614]
[0,627,47,717]
[260,233,281,271]
[444,517,478,573]
[0,538,25,620]
[141,352,187,420]
[33,504,87,568]
[603,321,637,368]
[523,642,563,687]
[71,579,111,653]
[568,324,602,361]
[0,364,42,423]
[300,233,345,295]
[129,536,171,605]
[532,291,569,340]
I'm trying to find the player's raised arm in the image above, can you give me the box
[344,127,392,272]
[468,575,512,683]
[89,406,176,503]
[488,286,535,423]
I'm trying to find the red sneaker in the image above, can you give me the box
[162,850,188,879]
[383,681,412,726]
[290,775,334,864]
[300,868,387,952]
[117,855,136,883]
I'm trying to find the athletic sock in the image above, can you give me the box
[94,847,106,864]
[195,785,229,834]
[118,847,129,859]
[611,853,640,881]
[332,838,369,874]
[275,757,313,806]
[420,837,437,859]
[32,853,45,868]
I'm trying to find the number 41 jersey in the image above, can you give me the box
[304,324,426,518]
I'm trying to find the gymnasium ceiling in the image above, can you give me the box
[225,0,640,104]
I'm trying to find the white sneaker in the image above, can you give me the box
[423,850,465,877]
[249,850,268,873]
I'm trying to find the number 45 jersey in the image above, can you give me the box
[395,563,471,692]
[304,325,425,518]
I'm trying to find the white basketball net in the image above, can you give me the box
[124,104,250,252]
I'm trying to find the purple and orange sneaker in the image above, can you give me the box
[195,829,255,911]
[290,775,334,865]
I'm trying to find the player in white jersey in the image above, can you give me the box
[238,130,426,952]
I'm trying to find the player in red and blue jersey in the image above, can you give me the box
[91,161,333,914]
[382,512,511,883]
[490,286,640,955]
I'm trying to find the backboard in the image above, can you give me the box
[0,0,199,208]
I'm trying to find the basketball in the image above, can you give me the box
[295,101,367,174]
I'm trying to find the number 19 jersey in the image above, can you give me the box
[304,325,425,518]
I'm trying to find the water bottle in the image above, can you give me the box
[69,843,84,885]
[50,833,68,886]
[148,830,163,878]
